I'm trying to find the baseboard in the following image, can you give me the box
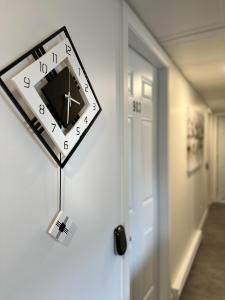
[171,230,202,300]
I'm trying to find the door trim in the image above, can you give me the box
[121,3,170,300]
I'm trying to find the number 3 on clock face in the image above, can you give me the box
[0,27,102,167]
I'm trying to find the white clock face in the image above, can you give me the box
[11,38,100,157]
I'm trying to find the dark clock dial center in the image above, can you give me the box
[42,67,86,128]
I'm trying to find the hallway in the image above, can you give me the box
[1,1,225,299]
[181,204,225,300]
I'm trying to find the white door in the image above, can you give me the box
[218,116,225,201]
[128,48,158,300]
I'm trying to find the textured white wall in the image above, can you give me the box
[0,1,122,300]
[169,66,210,284]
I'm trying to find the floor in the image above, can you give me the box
[180,203,225,300]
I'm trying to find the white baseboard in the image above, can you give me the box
[171,230,202,300]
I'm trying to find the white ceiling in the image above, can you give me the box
[126,0,225,112]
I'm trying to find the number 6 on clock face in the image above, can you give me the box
[0,26,101,167]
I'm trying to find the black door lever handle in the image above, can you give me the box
[114,225,127,256]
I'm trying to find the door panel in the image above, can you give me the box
[128,48,158,300]
[142,120,153,201]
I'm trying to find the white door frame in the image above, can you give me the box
[121,3,170,300]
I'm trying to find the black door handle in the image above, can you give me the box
[114,225,127,256]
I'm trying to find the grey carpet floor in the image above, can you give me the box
[180,203,225,300]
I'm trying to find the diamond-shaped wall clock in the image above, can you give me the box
[0,26,101,167]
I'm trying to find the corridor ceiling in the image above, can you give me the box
[126,0,225,112]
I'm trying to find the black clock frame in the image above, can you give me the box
[0,26,101,168]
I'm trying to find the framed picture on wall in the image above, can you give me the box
[187,108,204,173]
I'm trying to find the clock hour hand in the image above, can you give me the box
[65,93,80,105]
[69,96,80,105]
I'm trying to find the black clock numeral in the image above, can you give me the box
[39,61,48,74]
[84,116,88,124]
[51,123,56,132]
[64,141,69,150]
[76,126,80,135]
[65,44,71,55]
[39,104,45,114]
[78,67,81,76]
[24,77,30,88]
[132,101,142,113]
[93,103,97,110]
[85,83,88,93]
[52,52,58,64]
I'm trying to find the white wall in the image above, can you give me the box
[0,1,215,299]
[169,66,210,285]
[0,1,123,300]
